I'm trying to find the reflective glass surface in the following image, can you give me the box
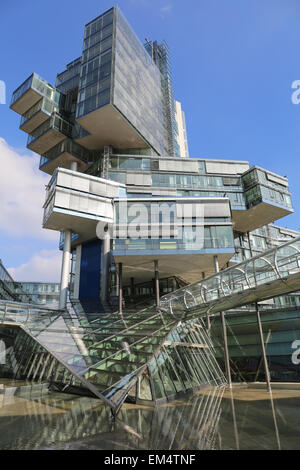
[76,9,113,119]
[27,113,73,146]
[113,8,167,155]
[242,168,293,210]
[210,306,300,382]
[0,384,300,449]
[0,297,225,413]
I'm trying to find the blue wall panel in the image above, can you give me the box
[79,239,102,300]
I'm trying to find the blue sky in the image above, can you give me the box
[1,0,300,280]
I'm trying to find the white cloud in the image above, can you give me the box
[0,137,58,241]
[7,249,61,282]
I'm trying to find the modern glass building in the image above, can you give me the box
[0,259,59,305]
[5,6,300,414]
[0,259,32,303]
[16,282,60,305]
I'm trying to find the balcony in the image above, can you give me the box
[39,139,91,175]
[232,166,293,232]
[19,97,60,134]
[27,113,73,155]
[10,73,61,116]
[43,168,124,241]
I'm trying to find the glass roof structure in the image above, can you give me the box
[1,236,300,414]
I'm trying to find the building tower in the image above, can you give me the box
[10,7,294,311]
[6,5,300,411]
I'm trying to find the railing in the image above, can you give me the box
[11,74,34,105]
[11,73,62,108]
[20,97,59,127]
[0,299,64,325]
[159,236,300,318]
[43,138,90,164]
[27,113,72,146]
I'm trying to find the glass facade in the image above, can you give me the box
[0,260,16,301]
[27,113,73,147]
[0,300,225,412]
[17,282,60,305]
[56,57,82,94]
[113,8,166,155]
[11,73,61,108]
[113,226,234,254]
[0,260,32,303]
[75,9,113,120]
[41,138,93,165]
[107,157,246,209]
[145,40,179,156]
[148,319,225,400]
[211,307,300,382]
[20,95,61,129]
[242,167,293,209]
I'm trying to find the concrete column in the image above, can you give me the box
[214,255,219,274]
[152,278,155,296]
[130,277,135,298]
[220,311,232,388]
[154,260,160,307]
[247,232,253,257]
[255,303,271,391]
[70,161,78,171]
[118,263,123,314]
[115,267,120,297]
[73,244,82,300]
[59,229,72,309]
[100,229,110,302]
[202,271,208,327]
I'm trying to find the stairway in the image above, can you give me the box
[0,236,300,414]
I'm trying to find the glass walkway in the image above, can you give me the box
[0,236,300,415]
[160,236,300,318]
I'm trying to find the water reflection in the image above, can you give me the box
[0,382,300,450]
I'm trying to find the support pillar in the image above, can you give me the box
[255,302,271,391]
[220,311,232,388]
[118,263,123,314]
[214,254,232,386]
[115,267,120,297]
[214,255,219,274]
[100,229,110,303]
[59,229,72,309]
[154,260,160,307]
[247,232,253,257]
[70,161,78,171]
[130,277,135,298]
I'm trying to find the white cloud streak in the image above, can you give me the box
[7,249,61,282]
[0,137,57,241]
